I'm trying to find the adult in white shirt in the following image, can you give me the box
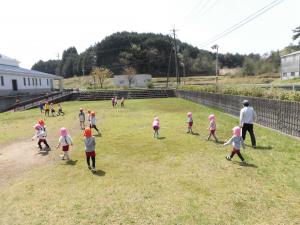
[240,100,256,148]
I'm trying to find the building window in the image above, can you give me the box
[32,78,35,86]
[291,72,295,77]
[47,79,49,86]
[23,77,26,86]
[35,78,38,86]
[39,78,41,86]
[0,76,4,86]
[28,77,30,86]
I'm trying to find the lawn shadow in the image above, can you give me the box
[157,137,166,140]
[233,161,258,168]
[215,140,225,144]
[245,144,272,150]
[93,170,106,177]
[66,160,78,165]
[37,150,49,156]
[191,132,200,136]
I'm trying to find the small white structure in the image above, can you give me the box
[0,54,63,96]
[114,74,152,88]
[281,51,300,80]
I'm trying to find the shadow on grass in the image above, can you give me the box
[93,170,106,177]
[37,150,49,156]
[66,160,78,165]
[245,144,272,150]
[233,161,258,168]
[157,137,166,140]
[191,132,200,136]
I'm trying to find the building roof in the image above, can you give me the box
[281,50,300,58]
[0,64,62,79]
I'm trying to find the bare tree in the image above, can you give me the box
[91,67,113,88]
[123,67,136,88]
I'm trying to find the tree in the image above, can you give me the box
[292,26,300,42]
[90,67,113,88]
[123,67,136,88]
[242,57,256,76]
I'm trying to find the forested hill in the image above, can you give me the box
[31,31,281,78]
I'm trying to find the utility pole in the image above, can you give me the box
[166,44,173,88]
[171,27,179,85]
[211,44,219,86]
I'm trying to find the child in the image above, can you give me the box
[50,103,56,117]
[152,116,160,138]
[38,101,44,113]
[56,127,73,160]
[187,112,193,134]
[207,114,218,142]
[44,101,50,116]
[79,108,86,130]
[121,97,125,108]
[57,103,65,116]
[32,124,50,151]
[114,96,118,106]
[84,127,96,172]
[38,119,47,137]
[87,110,91,125]
[90,111,101,136]
[111,97,115,107]
[224,126,246,163]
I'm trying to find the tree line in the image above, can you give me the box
[32,30,299,78]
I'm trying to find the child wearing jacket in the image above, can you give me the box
[32,124,50,151]
[224,126,246,163]
[84,127,96,172]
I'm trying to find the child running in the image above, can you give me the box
[57,103,65,116]
[90,111,101,136]
[50,103,56,117]
[84,127,96,172]
[224,126,246,163]
[56,127,73,160]
[121,97,125,108]
[207,114,218,142]
[79,108,86,130]
[87,110,91,125]
[152,116,160,138]
[44,101,50,116]
[114,96,118,106]
[38,119,47,136]
[32,124,50,151]
[111,97,115,107]
[187,112,193,134]
[38,101,44,113]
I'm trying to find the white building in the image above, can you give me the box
[113,74,152,88]
[0,54,63,96]
[281,51,300,80]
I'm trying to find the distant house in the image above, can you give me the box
[281,51,300,80]
[114,74,152,88]
[0,54,63,96]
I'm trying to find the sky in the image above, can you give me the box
[0,0,299,69]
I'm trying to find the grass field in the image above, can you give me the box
[0,98,300,225]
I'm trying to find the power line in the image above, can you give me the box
[199,0,284,48]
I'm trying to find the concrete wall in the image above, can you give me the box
[113,74,152,87]
[281,53,300,80]
[0,74,53,95]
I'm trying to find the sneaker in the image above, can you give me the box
[91,167,96,172]
[225,156,231,161]
[88,166,92,170]
[252,146,257,149]
[60,155,65,160]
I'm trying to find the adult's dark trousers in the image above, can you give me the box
[242,123,256,147]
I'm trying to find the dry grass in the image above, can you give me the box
[1,99,299,225]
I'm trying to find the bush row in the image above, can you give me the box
[178,85,300,102]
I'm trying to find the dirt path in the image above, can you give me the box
[0,140,57,187]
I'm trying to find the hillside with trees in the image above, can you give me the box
[31,31,288,78]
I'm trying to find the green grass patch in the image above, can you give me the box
[0,98,300,225]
